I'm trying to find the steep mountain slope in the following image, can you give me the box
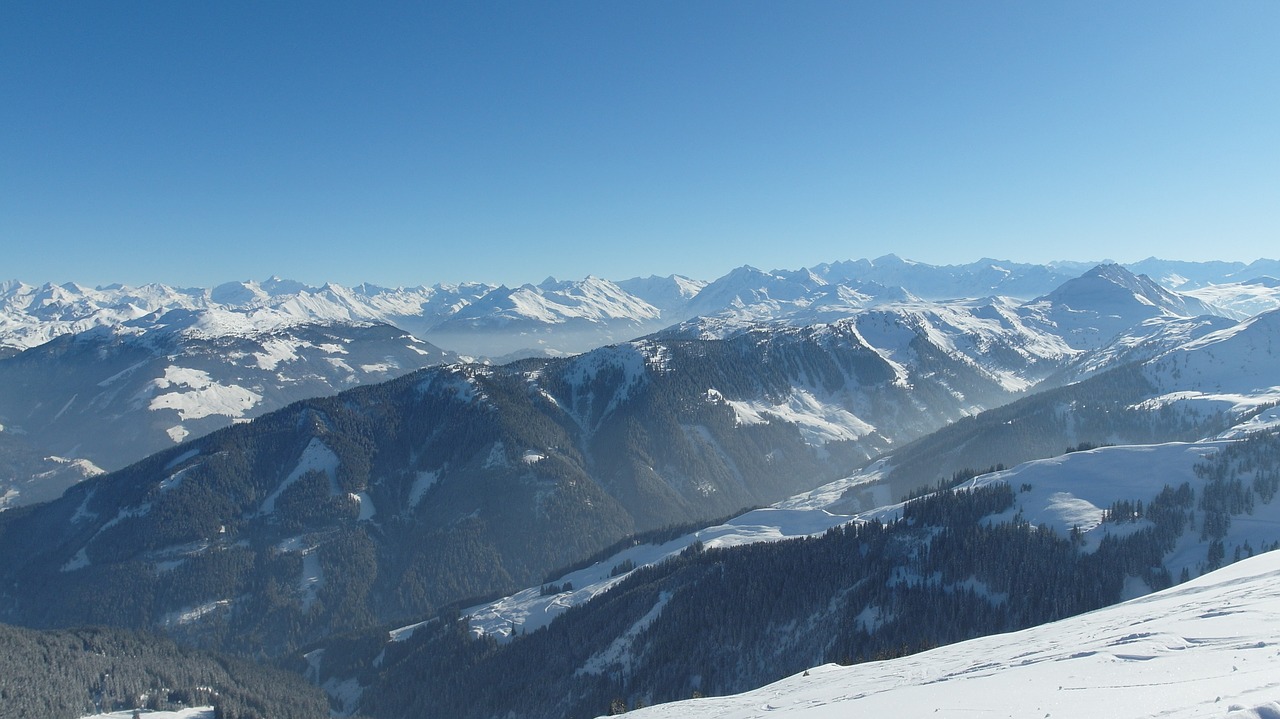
[0,262,1261,652]
[1049,314,1238,384]
[665,296,1076,393]
[1020,264,1219,351]
[623,547,1280,719]
[0,319,1029,656]
[1144,307,1280,406]
[0,315,455,508]
[332,429,1280,719]
[310,305,1280,716]
[869,306,1279,497]
[0,260,1273,719]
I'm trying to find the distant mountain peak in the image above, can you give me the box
[871,253,906,265]
[1045,263,1185,311]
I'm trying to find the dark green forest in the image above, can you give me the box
[0,623,326,719]
[340,430,1280,719]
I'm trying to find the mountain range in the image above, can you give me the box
[298,296,1280,717]
[5,258,1279,511]
[6,256,1279,359]
[0,316,455,508]
[1,256,1279,718]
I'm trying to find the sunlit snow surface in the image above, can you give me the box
[618,549,1280,719]
[81,708,213,719]
[143,365,263,421]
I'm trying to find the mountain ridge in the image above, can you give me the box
[7,257,1278,359]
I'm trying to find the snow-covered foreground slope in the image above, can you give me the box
[620,547,1280,719]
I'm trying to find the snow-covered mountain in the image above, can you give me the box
[615,274,708,314]
[872,306,1280,497]
[6,257,1272,361]
[0,275,674,360]
[1126,256,1280,290]
[1,258,1278,719]
[0,315,456,508]
[1020,263,1220,351]
[811,254,1097,299]
[266,289,1280,716]
[0,314,1048,655]
[665,263,1229,398]
[1183,275,1280,319]
[665,295,1075,393]
[422,276,669,357]
[2,260,1273,631]
[0,278,495,356]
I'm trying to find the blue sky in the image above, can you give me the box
[2,1,1277,288]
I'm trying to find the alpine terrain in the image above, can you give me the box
[0,257,1277,719]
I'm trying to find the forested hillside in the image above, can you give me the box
[0,320,1021,658]
[0,623,326,719]
[331,431,1280,718]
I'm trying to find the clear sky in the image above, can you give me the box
[2,1,1277,288]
